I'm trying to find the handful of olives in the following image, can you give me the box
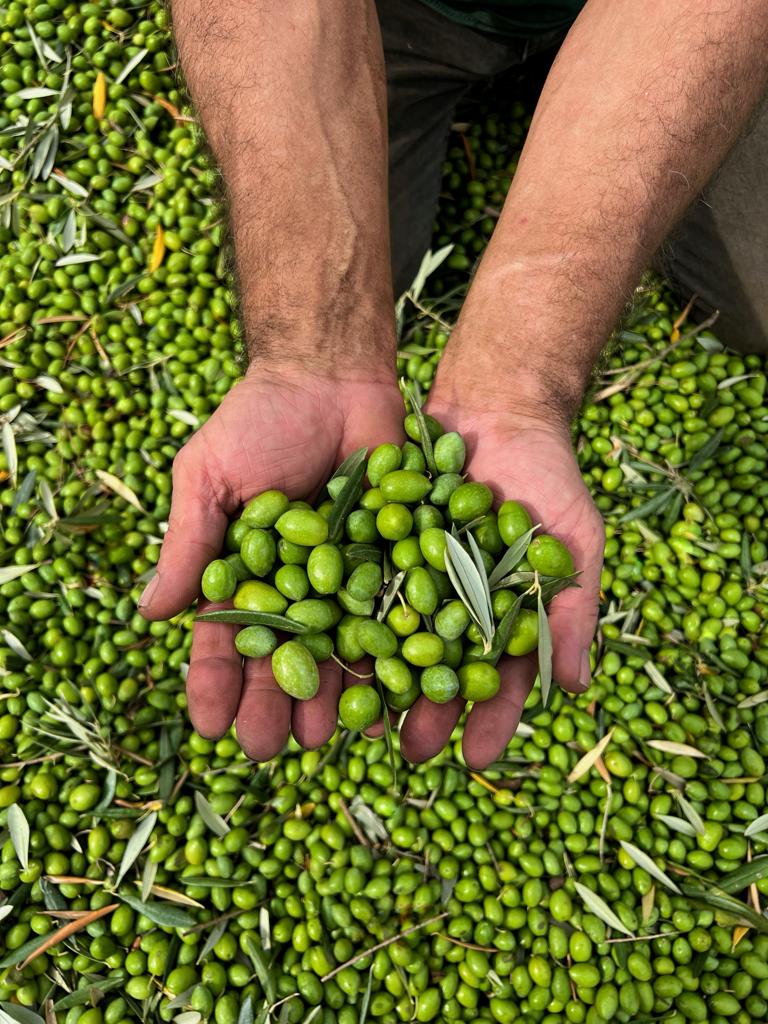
[198,411,576,731]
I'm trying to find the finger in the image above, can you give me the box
[292,659,343,749]
[186,599,243,739]
[361,706,398,739]
[399,693,464,763]
[139,445,230,621]
[235,656,292,761]
[462,653,537,770]
[548,531,604,693]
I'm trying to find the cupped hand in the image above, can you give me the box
[139,364,404,761]
[400,398,605,770]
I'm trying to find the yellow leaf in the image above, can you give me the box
[732,925,751,951]
[149,223,165,273]
[95,469,145,513]
[93,72,107,119]
[469,771,499,794]
[567,729,615,784]
[150,885,205,909]
[641,884,656,925]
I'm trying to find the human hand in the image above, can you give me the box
[139,364,404,760]
[400,396,605,770]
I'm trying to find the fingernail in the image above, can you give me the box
[578,648,592,691]
[138,573,160,611]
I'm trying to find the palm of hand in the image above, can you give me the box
[400,404,605,769]
[141,369,405,760]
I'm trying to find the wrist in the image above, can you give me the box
[244,313,398,387]
[243,348,398,391]
[431,334,580,433]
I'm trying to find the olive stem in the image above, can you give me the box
[319,911,450,983]
[330,654,373,679]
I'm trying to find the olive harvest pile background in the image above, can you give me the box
[2,2,768,1023]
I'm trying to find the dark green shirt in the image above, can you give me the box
[419,0,585,38]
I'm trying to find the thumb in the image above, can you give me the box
[547,531,604,693]
[139,445,230,620]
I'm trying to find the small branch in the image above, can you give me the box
[338,797,371,848]
[320,912,451,983]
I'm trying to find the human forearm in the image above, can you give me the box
[436,0,768,419]
[172,0,395,376]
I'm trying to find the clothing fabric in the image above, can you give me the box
[377,0,768,352]
[417,0,584,39]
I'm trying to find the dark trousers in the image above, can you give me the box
[378,0,768,353]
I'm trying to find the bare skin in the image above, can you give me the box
[144,0,768,767]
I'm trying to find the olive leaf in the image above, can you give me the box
[158,724,182,805]
[116,891,196,929]
[536,590,553,708]
[328,457,367,544]
[644,662,673,695]
[619,841,681,894]
[194,791,230,838]
[94,768,117,813]
[329,446,368,482]
[532,573,581,606]
[197,918,229,965]
[674,793,706,836]
[195,610,309,634]
[181,876,264,889]
[2,422,17,488]
[0,906,13,925]
[0,933,52,970]
[716,855,768,893]
[358,965,374,1024]
[688,427,724,471]
[343,543,383,566]
[141,859,158,904]
[573,882,635,938]
[376,570,406,623]
[115,47,148,84]
[1,629,32,663]
[115,811,156,887]
[243,936,276,1004]
[443,532,494,649]
[487,526,537,589]
[681,884,768,934]
[745,815,768,839]
[260,906,271,951]
[466,532,494,625]
[483,595,523,666]
[0,1004,45,1024]
[12,470,36,513]
[741,532,753,581]
[567,729,614,784]
[94,469,144,512]
[52,976,127,1011]
[7,804,29,870]
[402,383,437,476]
[349,795,389,843]
[647,740,706,759]
[619,487,677,524]
[236,995,254,1024]
[655,814,697,837]
[374,675,399,796]
[130,172,163,193]
[0,561,38,585]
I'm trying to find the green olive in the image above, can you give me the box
[457,662,500,702]
[201,559,236,602]
[339,684,381,731]
[271,640,320,700]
